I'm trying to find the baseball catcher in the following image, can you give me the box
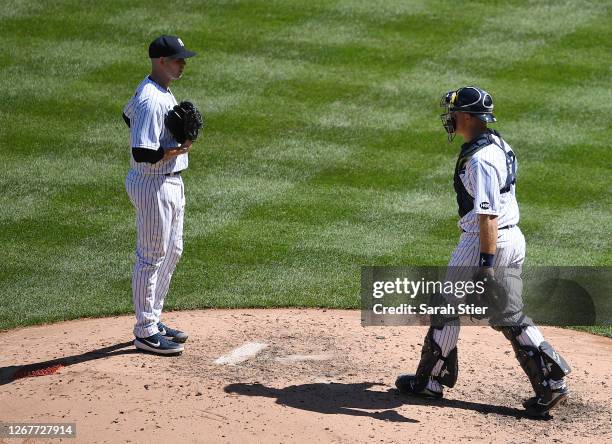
[395,87,571,418]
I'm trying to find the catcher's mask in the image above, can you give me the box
[440,86,496,142]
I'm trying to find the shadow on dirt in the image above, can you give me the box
[224,382,548,422]
[386,388,542,420]
[0,341,137,385]
[225,382,417,422]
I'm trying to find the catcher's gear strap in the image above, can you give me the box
[501,327,571,396]
[454,130,516,218]
[456,130,516,193]
[415,326,458,389]
[490,131,517,193]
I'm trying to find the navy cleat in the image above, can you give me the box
[395,374,443,399]
[158,322,189,343]
[523,386,570,418]
[134,333,184,355]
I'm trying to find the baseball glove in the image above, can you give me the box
[165,101,204,144]
[466,269,508,320]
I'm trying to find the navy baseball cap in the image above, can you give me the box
[149,35,197,59]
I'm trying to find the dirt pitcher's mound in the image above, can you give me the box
[1,309,610,443]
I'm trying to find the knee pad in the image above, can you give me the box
[415,326,458,388]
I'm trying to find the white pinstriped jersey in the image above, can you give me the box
[123,76,188,174]
[458,133,520,233]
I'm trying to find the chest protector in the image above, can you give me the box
[453,130,516,217]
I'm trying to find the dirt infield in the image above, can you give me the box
[1,309,610,443]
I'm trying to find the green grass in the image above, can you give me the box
[571,326,612,338]
[0,0,610,332]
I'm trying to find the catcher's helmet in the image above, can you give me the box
[440,86,496,142]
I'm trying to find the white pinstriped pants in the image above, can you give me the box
[126,170,185,338]
[428,226,546,392]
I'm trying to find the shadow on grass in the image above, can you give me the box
[0,341,137,385]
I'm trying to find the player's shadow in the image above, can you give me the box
[225,382,542,422]
[0,341,137,385]
[224,382,418,423]
[387,389,545,420]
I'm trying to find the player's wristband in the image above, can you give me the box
[479,253,495,267]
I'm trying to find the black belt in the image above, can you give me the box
[164,171,182,177]
[462,224,515,233]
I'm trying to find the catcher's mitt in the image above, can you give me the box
[165,101,204,144]
[466,269,508,320]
